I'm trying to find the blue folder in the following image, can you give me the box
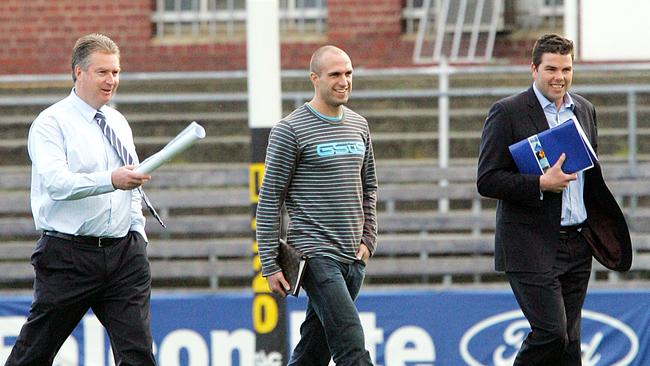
[509,119,596,175]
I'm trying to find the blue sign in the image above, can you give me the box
[0,289,647,365]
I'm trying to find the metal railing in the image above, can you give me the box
[2,62,650,176]
[412,0,503,63]
[4,63,649,155]
[2,63,650,286]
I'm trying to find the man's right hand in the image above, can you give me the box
[111,165,151,190]
[266,271,291,297]
[539,153,577,193]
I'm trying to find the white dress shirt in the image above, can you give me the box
[532,83,587,226]
[28,89,147,239]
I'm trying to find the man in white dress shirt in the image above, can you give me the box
[5,33,157,365]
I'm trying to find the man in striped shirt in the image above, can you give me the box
[256,45,378,365]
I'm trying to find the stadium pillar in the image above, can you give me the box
[564,0,579,56]
[246,0,287,364]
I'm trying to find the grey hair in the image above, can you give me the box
[71,33,120,82]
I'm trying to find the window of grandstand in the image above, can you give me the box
[401,0,563,35]
[152,0,327,41]
[536,0,564,28]
[512,0,564,29]
[402,0,426,35]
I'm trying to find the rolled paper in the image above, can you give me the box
[135,121,206,174]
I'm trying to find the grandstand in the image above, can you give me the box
[3,2,650,365]
[2,64,650,291]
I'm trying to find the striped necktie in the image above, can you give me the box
[95,111,166,228]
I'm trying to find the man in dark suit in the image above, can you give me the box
[477,33,631,365]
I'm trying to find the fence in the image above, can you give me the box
[1,63,650,289]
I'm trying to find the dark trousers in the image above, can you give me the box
[506,231,592,366]
[288,256,373,366]
[5,231,156,366]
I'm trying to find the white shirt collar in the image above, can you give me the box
[532,83,575,111]
[69,88,105,123]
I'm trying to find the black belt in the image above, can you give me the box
[43,230,122,247]
[559,222,586,236]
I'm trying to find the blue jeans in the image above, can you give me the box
[288,256,372,366]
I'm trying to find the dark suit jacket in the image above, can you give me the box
[477,87,632,272]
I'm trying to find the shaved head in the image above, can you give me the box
[307,45,353,116]
[310,45,348,76]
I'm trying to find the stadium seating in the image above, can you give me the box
[1,68,650,290]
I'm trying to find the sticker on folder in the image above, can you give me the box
[509,118,597,175]
[527,135,551,171]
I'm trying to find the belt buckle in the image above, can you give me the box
[98,237,106,247]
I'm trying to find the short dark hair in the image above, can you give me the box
[531,33,574,68]
[71,33,120,82]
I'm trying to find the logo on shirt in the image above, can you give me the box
[316,141,365,157]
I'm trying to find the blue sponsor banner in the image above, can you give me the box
[0,289,648,365]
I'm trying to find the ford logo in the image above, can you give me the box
[459,309,639,366]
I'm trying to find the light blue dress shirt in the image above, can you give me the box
[28,89,147,239]
[532,83,587,226]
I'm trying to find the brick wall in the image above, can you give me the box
[0,0,153,74]
[325,0,413,68]
[0,0,530,75]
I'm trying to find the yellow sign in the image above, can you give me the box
[252,294,279,334]
[249,163,265,203]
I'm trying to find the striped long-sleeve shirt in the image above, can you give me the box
[256,104,378,277]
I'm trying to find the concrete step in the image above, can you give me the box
[4,106,650,142]
[2,70,649,167]
[3,128,650,166]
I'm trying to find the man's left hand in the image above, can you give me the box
[111,165,151,190]
[356,243,370,263]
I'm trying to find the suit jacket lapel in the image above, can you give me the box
[569,94,597,148]
[525,86,550,133]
